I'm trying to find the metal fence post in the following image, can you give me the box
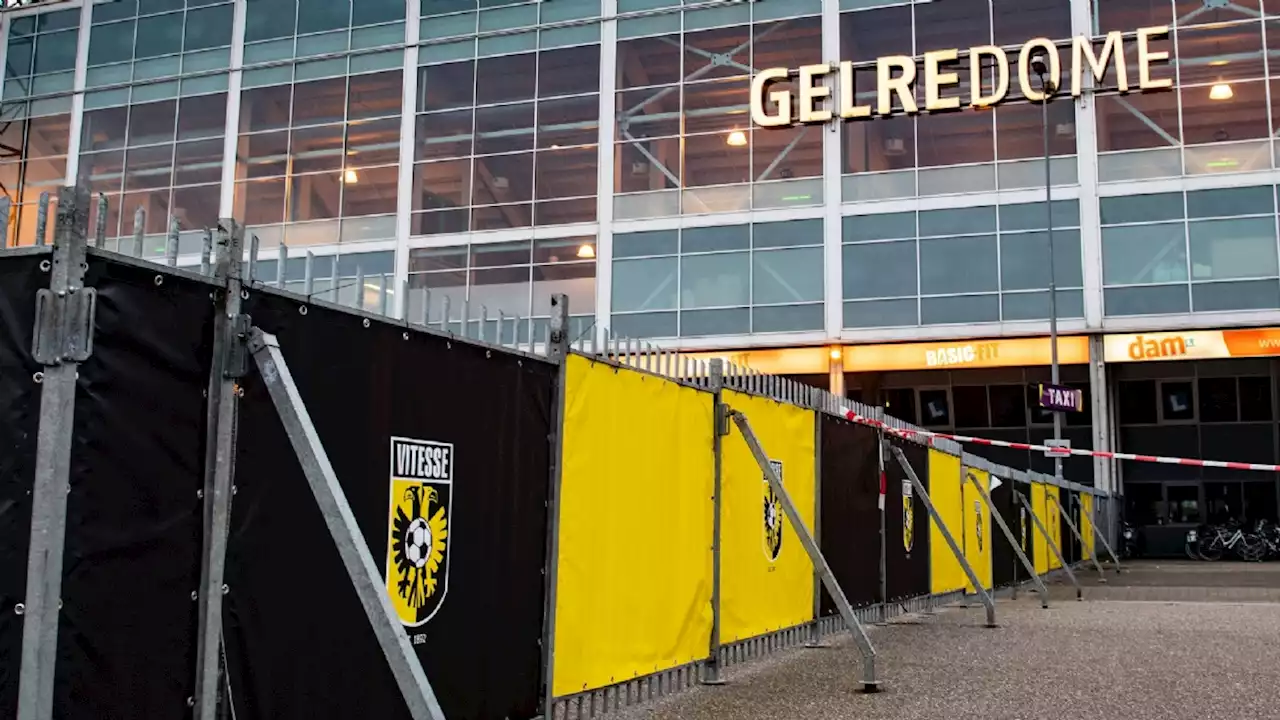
[193,219,245,720]
[702,359,726,685]
[1016,488,1081,600]
[728,409,879,692]
[805,391,822,648]
[17,184,94,720]
[876,408,887,622]
[889,444,997,628]
[540,294,570,716]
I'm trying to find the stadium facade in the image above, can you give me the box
[4,0,1280,550]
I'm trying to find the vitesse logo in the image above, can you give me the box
[974,498,984,552]
[902,480,915,553]
[763,459,784,562]
[385,437,453,627]
[1020,507,1028,553]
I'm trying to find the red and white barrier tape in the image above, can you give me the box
[839,406,1280,473]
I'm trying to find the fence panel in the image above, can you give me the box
[1031,482,1050,575]
[1060,489,1081,566]
[46,257,216,719]
[1081,493,1096,560]
[1046,485,1063,570]
[720,390,815,643]
[552,354,713,698]
[989,473,1018,588]
[927,449,965,595]
[223,290,555,720]
[0,253,55,717]
[885,437,930,601]
[961,466,994,592]
[818,415,880,614]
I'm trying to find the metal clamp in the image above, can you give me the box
[31,288,96,365]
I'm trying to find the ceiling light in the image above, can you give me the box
[1209,82,1234,100]
[1208,59,1229,67]
[343,168,359,183]
[576,243,595,259]
[726,130,747,147]
[829,347,843,360]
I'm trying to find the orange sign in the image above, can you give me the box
[843,336,1090,372]
[1104,328,1280,363]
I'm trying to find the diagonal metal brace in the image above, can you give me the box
[1087,499,1122,573]
[727,409,880,692]
[963,471,1049,609]
[247,328,447,720]
[1015,489,1080,600]
[1049,494,1107,583]
[890,445,997,628]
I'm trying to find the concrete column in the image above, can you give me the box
[828,352,846,398]
[1088,334,1116,495]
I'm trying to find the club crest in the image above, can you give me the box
[763,459,784,562]
[385,437,453,627]
[1020,506,1028,553]
[974,498,984,552]
[902,479,915,553]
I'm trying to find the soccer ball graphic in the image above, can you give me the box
[404,517,433,568]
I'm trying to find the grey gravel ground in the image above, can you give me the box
[608,561,1280,720]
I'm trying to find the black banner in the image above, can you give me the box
[818,416,881,615]
[223,290,554,720]
[0,254,50,716]
[884,437,929,601]
[59,257,213,718]
[1061,490,1082,566]
[1013,483,1036,583]
[989,474,1017,588]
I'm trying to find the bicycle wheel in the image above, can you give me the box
[1198,534,1224,561]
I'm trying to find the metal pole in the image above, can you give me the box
[246,329,447,720]
[702,359,726,685]
[806,393,822,648]
[17,185,93,720]
[1017,488,1081,600]
[34,191,49,246]
[876,409,887,619]
[729,410,879,692]
[890,445,997,628]
[193,219,245,720]
[1049,493,1106,582]
[1041,69,1063,490]
[965,472,1050,608]
[540,294,570,715]
[132,206,145,257]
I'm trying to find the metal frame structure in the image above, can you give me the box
[16,185,93,720]
[727,409,880,692]
[540,293,571,714]
[889,444,997,629]
[1048,492,1108,583]
[961,465,1050,609]
[1015,487,1082,600]
[702,358,727,684]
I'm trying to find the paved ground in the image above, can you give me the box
[612,560,1280,720]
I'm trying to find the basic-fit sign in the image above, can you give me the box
[751,26,1171,127]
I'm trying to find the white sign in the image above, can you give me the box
[1044,439,1071,458]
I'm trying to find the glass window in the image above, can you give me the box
[1099,192,1183,225]
[919,235,999,294]
[884,387,917,424]
[613,257,678,312]
[1105,285,1191,315]
[1198,377,1238,423]
[952,385,989,428]
[989,385,1026,427]
[680,252,750,308]
[1188,217,1278,282]
[921,294,1000,324]
[843,212,915,242]
[1161,381,1195,422]
[999,229,1083,291]
[842,241,916,299]
[1240,376,1273,422]
[1166,485,1201,525]
[752,247,822,304]
[919,388,951,427]
[1101,224,1188,285]
[1119,380,1157,425]
[918,207,996,237]
[1186,186,1274,219]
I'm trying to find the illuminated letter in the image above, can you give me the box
[1072,31,1126,96]
[877,55,918,115]
[798,63,833,123]
[1137,25,1172,90]
[924,48,961,111]
[1018,37,1060,102]
[751,67,793,127]
[968,45,1009,108]
[839,61,872,118]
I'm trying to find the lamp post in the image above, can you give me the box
[1032,53,1063,486]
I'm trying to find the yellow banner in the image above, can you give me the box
[720,390,816,643]
[844,336,1090,372]
[961,466,993,592]
[928,449,966,595]
[1080,493,1095,561]
[1047,485,1062,570]
[553,355,714,697]
[1031,482,1049,576]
